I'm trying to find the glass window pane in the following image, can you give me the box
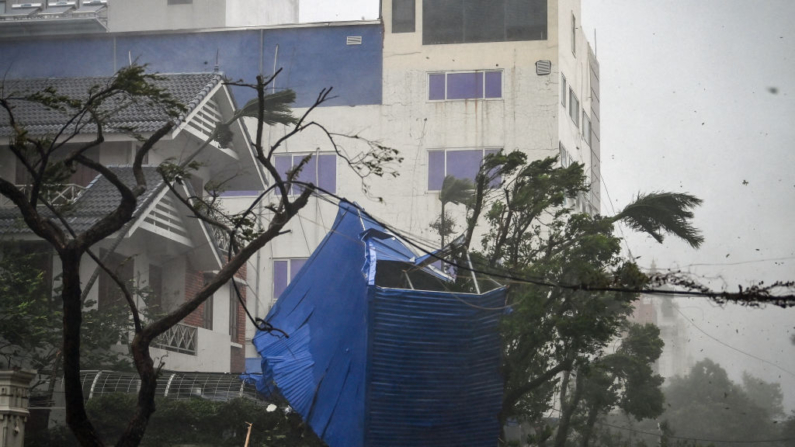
[274,155,291,195]
[463,0,505,43]
[318,154,337,194]
[392,0,415,33]
[290,259,307,281]
[273,260,288,298]
[506,0,547,41]
[485,71,502,98]
[447,72,483,99]
[428,150,445,191]
[446,150,483,182]
[561,74,567,106]
[423,0,464,44]
[429,73,446,100]
[292,154,317,195]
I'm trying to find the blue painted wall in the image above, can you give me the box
[0,24,383,107]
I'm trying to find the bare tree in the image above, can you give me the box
[0,65,399,447]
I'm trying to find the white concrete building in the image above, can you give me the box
[237,0,602,360]
[0,0,602,372]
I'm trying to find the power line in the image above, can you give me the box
[674,307,795,379]
[307,188,795,306]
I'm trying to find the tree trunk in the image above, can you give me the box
[554,370,584,447]
[579,404,599,447]
[61,248,105,447]
[115,334,157,447]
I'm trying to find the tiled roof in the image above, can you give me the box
[0,72,223,138]
[0,166,164,235]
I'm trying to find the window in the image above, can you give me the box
[274,153,336,195]
[558,142,571,168]
[560,74,567,106]
[229,282,238,340]
[203,295,213,330]
[167,0,192,4]
[273,258,308,298]
[582,112,591,146]
[428,148,500,191]
[423,0,547,45]
[392,0,415,33]
[569,89,579,127]
[571,13,576,56]
[428,71,502,100]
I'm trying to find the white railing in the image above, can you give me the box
[152,323,197,356]
[0,183,86,207]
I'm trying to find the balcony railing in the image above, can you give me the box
[152,323,197,356]
[0,183,86,207]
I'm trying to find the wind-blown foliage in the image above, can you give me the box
[455,151,701,445]
[611,191,704,248]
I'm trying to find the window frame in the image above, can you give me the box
[273,152,337,196]
[273,258,308,299]
[427,70,503,102]
[571,13,577,56]
[560,73,567,107]
[569,88,580,128]
[427,148,502,192]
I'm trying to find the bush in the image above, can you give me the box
[27,394,325,447]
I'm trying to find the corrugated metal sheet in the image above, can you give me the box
[366,287,504,446]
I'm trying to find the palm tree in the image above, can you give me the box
[610,191,704,248]
[437,175,474,248]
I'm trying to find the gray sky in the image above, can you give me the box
[299,0,795,408]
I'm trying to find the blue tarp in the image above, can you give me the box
[253,201,505,447]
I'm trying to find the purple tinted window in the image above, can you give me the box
[446,72,483,99]
[429,74,445,100]
[485,71,502,98]
[446,150,483,182]
[290,259,307,281]
[428,150,446,191]
[292,155,317,195]
[485,149,502,188]
[274,155,292,195]
[318,154,337,194]
[273,260,288,298]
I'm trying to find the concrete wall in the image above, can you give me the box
[109,0,227,33]
[226,0,298,27]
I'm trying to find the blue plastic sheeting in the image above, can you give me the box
[253,201,505,447]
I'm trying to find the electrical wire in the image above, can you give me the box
[306,187,795,304]
[675,307,795,379]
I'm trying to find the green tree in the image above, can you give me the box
[662,359,780,447]
[571,323,665,447]
[456,151,701,444]
[0,66,397,447]
[430,175,474,248]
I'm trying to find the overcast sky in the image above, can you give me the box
[298,0,795,408]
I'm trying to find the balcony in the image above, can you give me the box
[152,323,197,356]
[0,183,86,207]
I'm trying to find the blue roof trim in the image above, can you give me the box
[0,25,383,108]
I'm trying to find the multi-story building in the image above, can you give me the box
[0,0,601,374]
[0,0,297,37]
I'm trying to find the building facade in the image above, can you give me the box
[0,0,601,373]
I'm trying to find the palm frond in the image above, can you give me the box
[239,89,297,126]
[612,191,704,248]
[440,175,474,206]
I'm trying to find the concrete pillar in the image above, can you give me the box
[0,370,36,447]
